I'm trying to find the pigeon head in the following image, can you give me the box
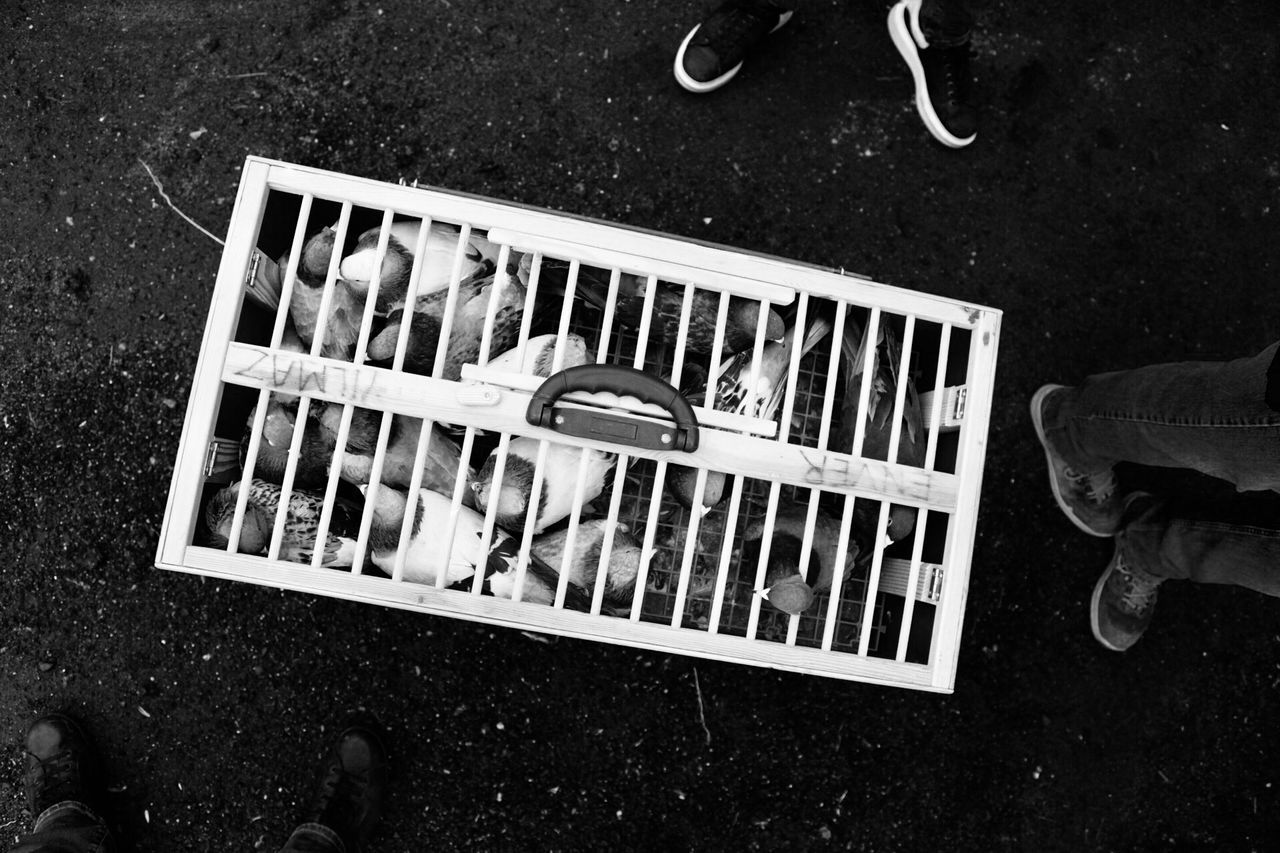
[887,504,919,543]
[359,482,407,525]
[367,310,442,374]
[206,485,272,555]
[763,574,816,615]
[746,532,819,615]
[339,227,414,309]
[296,227,337,288]
[472,453,534,523]
[242,400,334,489]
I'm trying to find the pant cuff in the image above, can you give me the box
[284,821,348,853]
[34,800,103,832]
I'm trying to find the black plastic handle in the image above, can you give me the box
[526,364,700,453]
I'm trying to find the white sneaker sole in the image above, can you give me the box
[1030,383,1110,538]
[673,11,793,94]
[887,0,975,149]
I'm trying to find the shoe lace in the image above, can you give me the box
[27,749,81,809]
[1064,465,1116,505]
[939,44,975,104]
[1114,553,1159,613]
[314,762,369,831]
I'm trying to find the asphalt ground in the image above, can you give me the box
[2,1,1279,850]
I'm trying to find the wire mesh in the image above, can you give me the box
[193,186,974,668]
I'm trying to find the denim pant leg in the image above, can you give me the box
[9,802,116,853]
[1045,341,1280,593]
[920,0,974,47]
[1043,342,1280,493]
[278,822,345,853]
[1118,476,1280,595]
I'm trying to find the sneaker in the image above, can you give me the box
[1091,544,1162,651]
[23,713,103,816]
[887,0,977,147]
[674,0,794,93]
[1030,384,1126,537]
[304,720,389,852]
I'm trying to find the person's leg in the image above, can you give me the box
[1041,342,1280,489]
[1121,477,1280,592]
[278,823,346,853]
[12,714,116,853]
[1090,476,1280,651]
[1032,342,1280,535]
[278,721,388,853]
[10,804,116,853]
[887,0,978,147]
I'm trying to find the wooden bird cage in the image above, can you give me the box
[156,157,1001,692]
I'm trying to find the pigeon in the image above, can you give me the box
[471,437,617,535]
[240,397,335,489]
[742,506,860,615]
[643,499,749,607]
[666,463,729,514]
[362,485,591,610]
[663,363,726,511]
[365,266,527,380]
[338,220,500,307]
[650,286,784,357]
[205,479,361,567]
[529,258,784,356]
[486,333,591,376]
[314,403,471,498]
[833,314,926,542]
[711,315,832,419]
[281,227,369,360]
[666,316,832,510]
[521,519,643,612]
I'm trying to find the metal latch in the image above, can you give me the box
[919,384,967,432]
[204,437,240,482]
[243,250,282,312]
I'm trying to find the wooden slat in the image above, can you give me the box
[255,157,993,327]
[220,344,960,510]
[928,311,1001,691]
[156,158,272,568]
[485,227,794,305]
[167,547,946,691]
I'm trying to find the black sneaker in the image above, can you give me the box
[674,0,794,93]
[304,720,389,852]
[24,713,103,816]
[887,0,977,147]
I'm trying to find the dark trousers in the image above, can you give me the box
[8,802,342,853]
[9,803,115,853]
[1046,341,1280,594]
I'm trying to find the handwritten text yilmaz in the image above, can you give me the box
[232,350,377,403]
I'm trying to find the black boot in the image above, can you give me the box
[23,713,103,817]
[303,719,389,852]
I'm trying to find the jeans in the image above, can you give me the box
[279,823,345,853]
[9,803,115,853]
[1043,342,1280,594]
